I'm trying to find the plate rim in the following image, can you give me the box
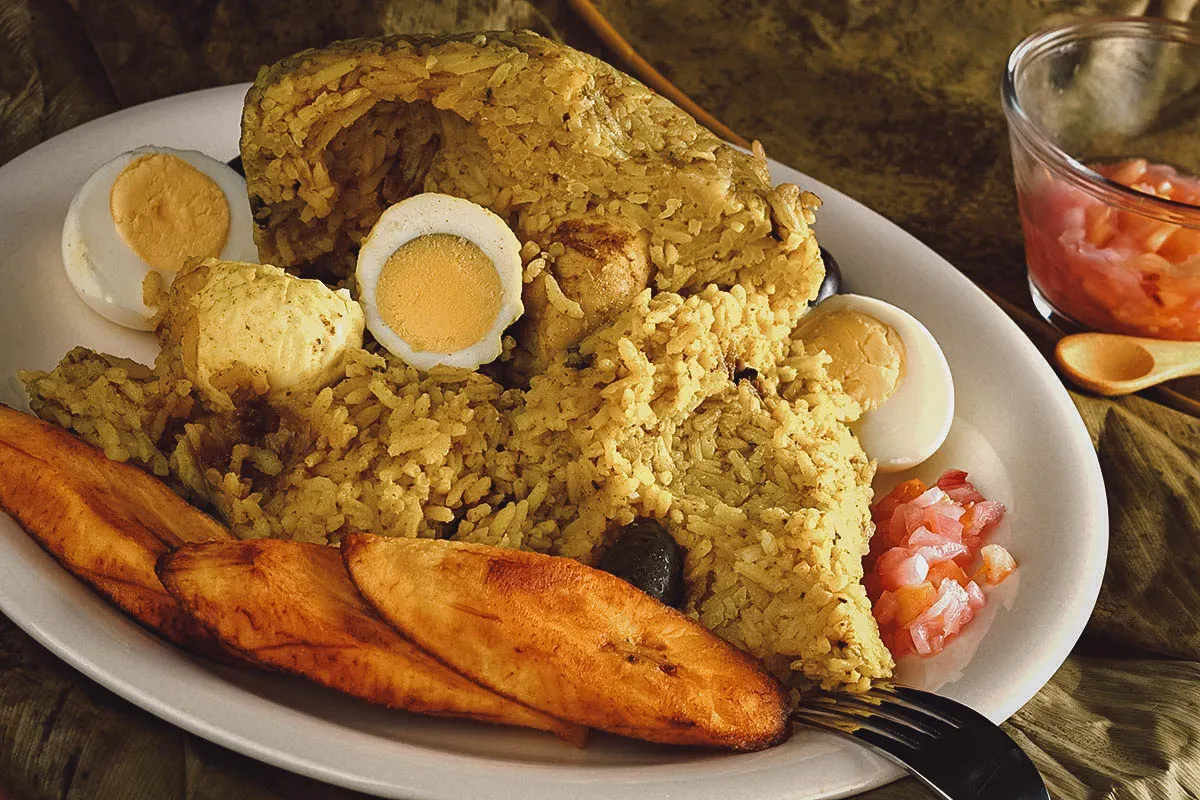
[0,82,1107,800]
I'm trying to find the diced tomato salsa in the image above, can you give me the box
[1018,158,1200,340]
[865,470,1014,659]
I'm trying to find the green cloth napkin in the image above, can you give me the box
[1,1,1199,798]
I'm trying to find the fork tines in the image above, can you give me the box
[794,685,960,749]
[792,685,1050,800]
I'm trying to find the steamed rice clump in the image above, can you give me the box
[20,32,893,691]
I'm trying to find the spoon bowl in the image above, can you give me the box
[1056,332,1200,395]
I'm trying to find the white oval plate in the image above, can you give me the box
[0,84,1106,800]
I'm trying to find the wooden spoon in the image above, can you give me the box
[1056,333,1200,396]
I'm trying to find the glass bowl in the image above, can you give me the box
[1003,17,1200,340]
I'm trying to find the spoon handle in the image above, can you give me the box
[1142,338,1200,378]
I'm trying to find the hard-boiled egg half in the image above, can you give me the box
[355,193,524,371]
[796,293,954,472]
[62,146,257,330]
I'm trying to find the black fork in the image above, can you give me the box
[793,685,1049,800]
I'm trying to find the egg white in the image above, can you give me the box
[62,146,258,331]
[356,193,525,371]
[816,294,955,472]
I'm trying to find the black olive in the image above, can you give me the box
[598,519,684,608]
[814,247,842,305]
[226,155,245,177]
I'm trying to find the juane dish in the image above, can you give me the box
[2,32,1016,754]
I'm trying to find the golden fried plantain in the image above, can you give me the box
[0,405,239,660]
[341,534,792,750]
[158,539,586,744]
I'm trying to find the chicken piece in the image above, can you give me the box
[514,216,653,378]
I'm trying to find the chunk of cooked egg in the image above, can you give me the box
[355,193,524,371]
[160,258,364,410]
[796,294,953,472]
[62,147,258,331]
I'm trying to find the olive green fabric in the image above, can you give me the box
[1,1,1199,799]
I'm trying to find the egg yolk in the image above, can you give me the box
[109,153,230,273]
[376,234,503,353]
[796,309,906,411]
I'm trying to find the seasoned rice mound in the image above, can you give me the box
[27,348,521,545]
[22,348,194,479]
[241,31,822,315]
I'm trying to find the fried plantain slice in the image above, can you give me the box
[341,533,792,750]
[0,405,238,660]
[158,539,586,744]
